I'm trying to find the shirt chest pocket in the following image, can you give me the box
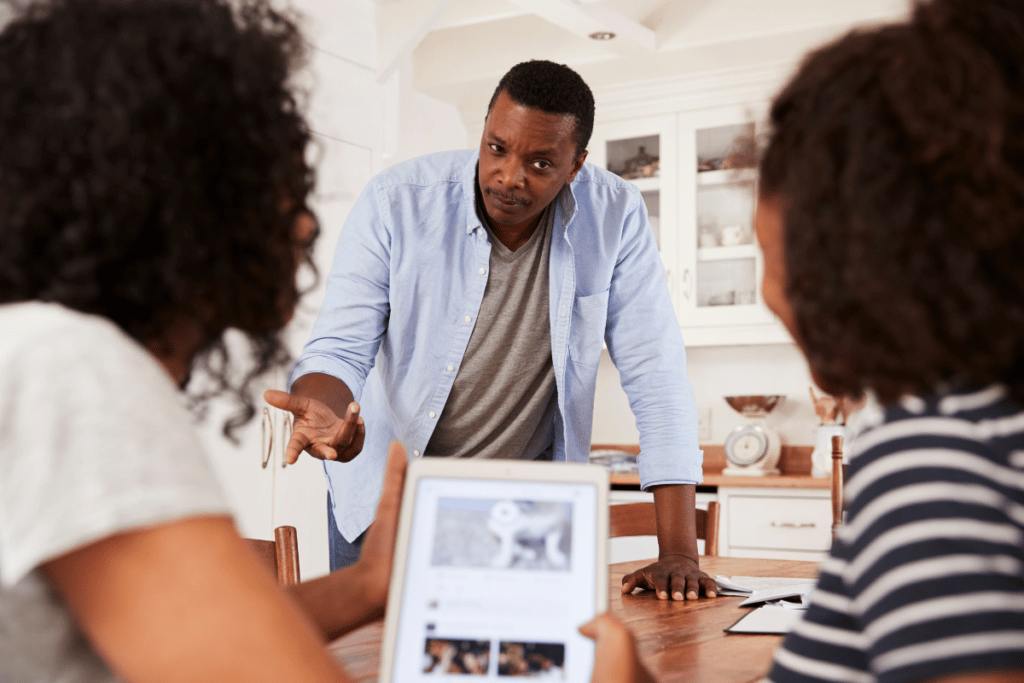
[568,289,610,367]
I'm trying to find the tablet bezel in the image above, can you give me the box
[378,457,609,682]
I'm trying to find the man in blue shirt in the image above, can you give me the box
[266,60,715,600]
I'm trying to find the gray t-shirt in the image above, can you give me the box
[425,198,557,460]
[0,302,231,683]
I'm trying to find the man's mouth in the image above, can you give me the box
[486,188,529,207]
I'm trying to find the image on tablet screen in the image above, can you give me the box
[498,641,566,678]
[423,637,490,675]
[431,498,573,571]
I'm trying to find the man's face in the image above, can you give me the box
[477,90,587,232]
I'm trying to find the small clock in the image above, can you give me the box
[723,423,781,476]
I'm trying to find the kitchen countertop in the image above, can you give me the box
[609,472,830,488]
[593,443,831,489]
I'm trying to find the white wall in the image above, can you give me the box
[591,344,820,449]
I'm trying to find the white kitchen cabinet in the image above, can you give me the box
[589,115,680,302]
[717,486,831,561]
[589,102,791,346]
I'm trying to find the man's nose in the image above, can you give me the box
[496,157,525,188]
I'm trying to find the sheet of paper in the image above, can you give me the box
[738,583,816,608]
[724,606,805,635]
[728,576,817,592]
[713,575,752,596]
[714,576,817,597]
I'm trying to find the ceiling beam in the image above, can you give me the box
[376,0,457,84]
[505,0,656,53]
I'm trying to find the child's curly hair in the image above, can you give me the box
[760,0,1024,403]
[0,0,317,435]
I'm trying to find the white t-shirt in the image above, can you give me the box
[0,302,231,683]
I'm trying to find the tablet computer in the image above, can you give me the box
[378,457,609,682]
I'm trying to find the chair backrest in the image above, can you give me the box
[609,501,720,557]
[831,435,845,539]
[246,525,300,586]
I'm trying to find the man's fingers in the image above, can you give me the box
[263,389,309,416]
[310,443,338,461]
[700,576,718,598]
[284,430,312,465]
[649,572,671,600]
[349,419,366,455]
[683,574,699,601]
[620,571,643,595]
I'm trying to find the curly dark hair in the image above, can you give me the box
[0,0,316,436]
[487,60,595,157]
[759,0,1024,404]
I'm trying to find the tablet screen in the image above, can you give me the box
[386,474,601,681]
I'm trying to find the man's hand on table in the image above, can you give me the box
[264,389,365,464]
[620,554,718,601]
[579,614,656,683]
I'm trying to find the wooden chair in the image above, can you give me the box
[246,525,300,586]
[831,435,845,539]
[609,501,720,557]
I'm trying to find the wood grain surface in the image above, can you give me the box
[329,556,820,683]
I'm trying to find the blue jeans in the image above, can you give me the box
[327,491,366,570]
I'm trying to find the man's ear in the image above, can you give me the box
[567,150,588,184]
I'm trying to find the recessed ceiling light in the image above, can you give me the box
[588,31,616,41]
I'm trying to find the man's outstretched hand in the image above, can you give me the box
[620,554,717,601]
[263,389,365,464]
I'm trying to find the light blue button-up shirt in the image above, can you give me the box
[290,150,703,541]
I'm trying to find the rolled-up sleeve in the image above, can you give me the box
[288,182,392,401]
[604,191,703,488]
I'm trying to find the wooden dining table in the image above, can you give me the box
[328,556,820,682]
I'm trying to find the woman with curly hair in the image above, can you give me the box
[583,1,1024,681]
[0,0,403,681]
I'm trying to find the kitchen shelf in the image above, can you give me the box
[697,244,758,261]
[697,168,757,186]
[628,176,660,192]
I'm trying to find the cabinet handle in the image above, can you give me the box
[261,407,273,469]
[770,521,816,529]
[681,268,692,300]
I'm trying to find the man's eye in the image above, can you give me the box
[533,160,551,170]
[489,143,503,153]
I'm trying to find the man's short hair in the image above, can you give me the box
[487,60,595,157]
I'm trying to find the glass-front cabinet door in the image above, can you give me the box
[589,114,679,301]
[589,108,789,346]
[676,105,788,344]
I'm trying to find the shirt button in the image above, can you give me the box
[447,365,454,372]
[464,316,472,323]
[478,267,486,275]
[413,450,421,457]
[429,411,436,418]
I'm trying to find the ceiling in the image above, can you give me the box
[375,0,910,126]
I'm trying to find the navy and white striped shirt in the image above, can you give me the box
[767,384,1024,683]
